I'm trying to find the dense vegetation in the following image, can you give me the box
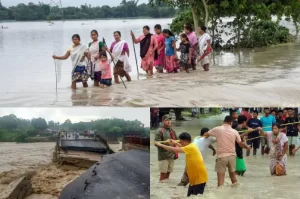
[0,0,176,21]
[0,114,149,143]
[150,0,300,49]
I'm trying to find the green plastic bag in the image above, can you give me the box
[236,157,246,172]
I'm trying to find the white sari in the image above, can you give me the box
[88,42,100,78]
[198,33,211,65]
[70,44,88,74]
[112,40,132,73]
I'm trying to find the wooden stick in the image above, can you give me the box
[131,30,140,80]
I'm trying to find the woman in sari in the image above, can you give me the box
[154,24,165,73]
[131,26,158,78]
[259,124,288,176]
[162,29,178,73]
[53,34,89,89]
[184,23,198,70]
[197,26,212,71]
[110,31,132,84]
[88,30,106,87]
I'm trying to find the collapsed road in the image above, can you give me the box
[59,149,150,199]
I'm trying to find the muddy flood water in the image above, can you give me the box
[0,141,123,198]
[0,142,85,199]
[150,114,300,199]
[1,19,300,107]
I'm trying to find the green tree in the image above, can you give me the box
[15,132,29,143]
[31,118,47,133]
[61,119,72,130]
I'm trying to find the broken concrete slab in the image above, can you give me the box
[0,176,31,199]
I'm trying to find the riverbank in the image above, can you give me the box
[150,116,300,199]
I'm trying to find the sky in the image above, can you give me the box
[0,108,149,126]
[1,0,149,7]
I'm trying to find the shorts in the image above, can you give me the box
[247,137,260,149]
[159,159,174,173]
[100,79,112,86]
[260,135,269,147]
[288,136,298,146]
[215,155,236,173]
[187,183,206,197]
[94,71,102,82]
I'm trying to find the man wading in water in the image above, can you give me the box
[260,108,276,155]
[285,109,299,156]
[155,132,208,197]
[230,109,239,129]
[203,116,251,187]
[246,110,262,156]
[154,115,178,182]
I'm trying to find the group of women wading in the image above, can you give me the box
[52,23,212,89]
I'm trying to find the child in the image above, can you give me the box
[178,128,216,186]
[162,29,179,73]
[177,34,191,73]
[292,125,300,155]
[155,132,208,197]
[99,51,113,88]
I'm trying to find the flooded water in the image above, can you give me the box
[0,141,125,197]
[0,142,55,173]
[150,114,300,199]
[1,19,300,106]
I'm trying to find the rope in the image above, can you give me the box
[51,21,59,105]
[153,121,300,144]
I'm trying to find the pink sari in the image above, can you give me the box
[165,56,179,73]
[154,34,165,67]
[137,34,158,71]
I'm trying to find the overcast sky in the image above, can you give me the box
[0,108,149,126]
[1,0,149,7]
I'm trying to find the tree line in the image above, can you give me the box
[0,0,176,21]
[150,0,300,49]
[0,114,149,142]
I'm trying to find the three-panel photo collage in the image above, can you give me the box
[1,0,300,199]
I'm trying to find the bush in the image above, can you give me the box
[170,10,201,36]
[242,20,293,47]
[15,132,29,143]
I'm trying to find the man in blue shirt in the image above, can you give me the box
[260,108,276,155]
[247,110,262,156]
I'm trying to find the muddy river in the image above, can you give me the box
[150,114,300,199]
[0,19,300,107]
[0,141,124,198]
[0,142,84,199]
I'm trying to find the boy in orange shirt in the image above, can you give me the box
[155,132,208,196]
